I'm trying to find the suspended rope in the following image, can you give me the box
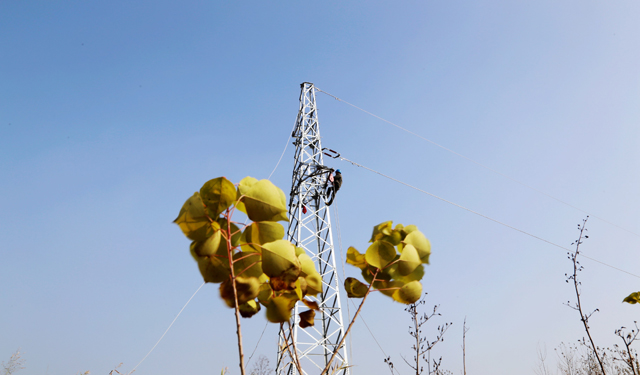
[332,202,353,363]
[338,155,640,280]
[315,87,640,239]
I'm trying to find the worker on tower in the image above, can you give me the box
[326,169,342,206]
[333,169,342,192]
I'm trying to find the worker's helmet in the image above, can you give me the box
[336,169,341,173]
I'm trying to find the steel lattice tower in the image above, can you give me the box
[276,83,349,375]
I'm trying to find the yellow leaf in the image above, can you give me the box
[365,240,396,269]
[196,254,230,283]
[266,296,295,323]
[174,193,214,241]
[403,230,431,264]
[239,179,288,222]
[344,277,369,298]
[392,281,422,304]
[369,221,393,242]
[262,240,301,282]
[294,278,303,300]
[240,222,285,253]
[397,244,421,276]
[191,230,222,257]
[623,291,640,304]
[219,277,261,307]
[200,177,237,218]
[233,252,263,278]
[373,279,404,297]
[236,176,259,214]
[346,247,367,269]
[239,300,261,318]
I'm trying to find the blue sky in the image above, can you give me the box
[2,1,640,374]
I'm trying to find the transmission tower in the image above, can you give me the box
[276,82,350,375]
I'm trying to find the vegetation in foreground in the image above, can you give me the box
[5,191,639,374]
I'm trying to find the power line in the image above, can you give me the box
[129,282,206,373]
[128,117,293,372]
[347,299,400,375]
[315,87,640,239]
[247,322,270,365]
[334,205,398,375]
[268,116,297,180]
[338,155,640,280]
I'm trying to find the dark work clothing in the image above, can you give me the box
[333,172,342,192]
[326,171,342,206]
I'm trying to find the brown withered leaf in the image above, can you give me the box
[299,310,315,328]
[301,299,320,310]
[270,276,296,292]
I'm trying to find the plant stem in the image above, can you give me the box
[225,210,246,375]
[288,321,304,374]
[625,341,638,375]
[462,317,467,375]
[571,217,605,375]
[279,323,304,375]
[412,305,420,375]
[617,326,639,375]
[320,270,379,375]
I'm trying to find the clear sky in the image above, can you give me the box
[1,1,639,374]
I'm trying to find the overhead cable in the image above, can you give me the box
[128,124,296,373]
[315,87,640,239]
[129,282,206,373]
[268,116,298,180]
[347,299,399,375]
[339,155,640,280]
[247,322,270,365]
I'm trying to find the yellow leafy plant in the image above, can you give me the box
[174,176,322,375]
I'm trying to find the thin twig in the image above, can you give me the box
[568,216,605,374]
[615,322,640,375]
[413,304,420,375]
[280,323,304,375]
[225,209,246,375]
[288,321,304,374]
[462,317,468,375]
[320,270,379,375]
